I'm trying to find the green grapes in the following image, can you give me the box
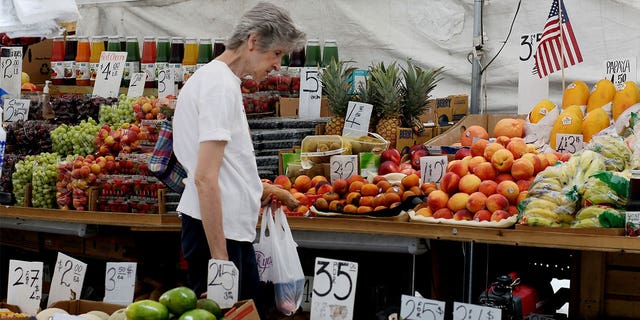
[99,95,136,127]
[51,118,100,157]
[12,155,36,206]
[31,152,60,209]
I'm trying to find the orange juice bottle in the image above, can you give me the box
[75,36,91,86]
[182,37,198,83]
[89,36,105,86]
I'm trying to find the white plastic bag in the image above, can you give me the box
[271,207,305,315]
[253,206,276,283]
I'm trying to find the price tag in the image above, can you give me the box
[92,51,128,98]
[400,295,445,320]
[127,72,146,98]
[103,262,137,305]
[342,101,373,137]
[299,67,322,119]
[301,276,314,312]
[157,67,175,98]
[311,257,358,320]
[7,259,43,315]
[555,133,584,154]
[517,32,549,115]
[2,98,30,123]
[452,302,501,320]
[0,47,23,98]
[604,57,636,88]
[420,156,447,184]
[330,155,358,183]
[207,259,239,309]
[47,252,87,307]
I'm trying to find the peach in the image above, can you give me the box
[516,179,532,193]
[471,139,489,157]
[345,192,361,205]
[473,209,492,222]
[332,178,349,195]
[536,154,549,169]
[453,209,473,221]
[486,194,509,212]
[495,136,511,146]
[295,205,309,215]
[478,180,498,196]
[492,149,515,173]
[402,191,417,202]
[376,180,393,193]
[516,191,528,205]
[311,175,328,188]
[373,194,387,208]
[525,144,538,154]
[511,158,534,180]
[306,187,316,195]
[447,192,470,212]
[402,173,421,188]
[427,190,450,211]
[420,182,438,196]
[495,173,515,184]
[375,205,389,212]
[293,175,312,193]
[496,180,520,204]
[372,175,388,184]
[490,209,511,222]
[559,153,572,162]
[447,160,469,177]
[440,172,460,194]
[313,198,329,211]
[483,142,505,162]
[473,162,497,181]
[347,174,366,185]
[545,153,559,166]
[507,205,519,216]
[432,207,453,219]
[322,192,340,202]
[506,138,527,159]
[359,196,375,207]
[466,191,488,213]
[342,204,358,214]
[461,155,472,167]
[348,181,364,193]
[316,183,334,196]
[329,200,345,212]
[409,186,422,196]
[386,185,404,195]
[521,153,543,174]
[415,207,433,217]
[273,175,292,190]
[357,206,374,214]
[468,156,487,172]
[458,174,481,194]
[361,183,379,196]
[292,192,310,206]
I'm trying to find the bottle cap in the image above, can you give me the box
[632,169,640,176]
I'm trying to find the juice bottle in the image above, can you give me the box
[119,35,126,51]
[141,36,156,88]
[288,47,305,96]
[107,36,121,51]
[626,169,640,237]
[196,38,212,70]
[89,36,105,86]
[213,38,225,58]
[182,37,198,83]
[155,36,170,84]
[321,39,339,67]
[75,36,91,86]
[304,39,321,67]
[281,53,289,72]
[63,35,77,85]
[169,37,184,88]
[123,36,141,87]
[50,36,65,85]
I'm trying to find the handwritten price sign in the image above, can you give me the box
[342,101,373,137]
[0,47,23,98]
[299,67,322,119]
[604,57,636,88]
[207,259,239,309]
[157,67,175,98]
[555,134,583,154]
[47,252,87,307]
[7,260,43,314]
[401,295,445,320]
[330,155,358,183]
[104,262,137,305]
[301,276,314,312]
[517,32,548,115]
[127,72,146,98]
[93,51,127,98]
[2,98,30,123]
[420,156,447,184]
[311,257,358,320]
[452,302,501,320]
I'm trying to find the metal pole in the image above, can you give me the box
[470,0,484,114]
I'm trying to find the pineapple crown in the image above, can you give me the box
[320,60,356,116]
[401,59,444,125]
[366,61,402,118]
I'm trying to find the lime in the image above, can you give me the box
[159,286,198,315]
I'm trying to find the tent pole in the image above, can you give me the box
[470,0,484,114]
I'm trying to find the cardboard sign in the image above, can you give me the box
[555,133,583,154]
[2,98,30,123]
[7,259,43,315]
[604,57,637,88]
[330,155,358,183]
[93,51,127,98]
[103,262,137,305]
[127,72,146,98]
[48,253,87,307]
[518,32,549,115]
[298,67,322,119]
[420,156,448,184]
[157,67,175,98]
[311,257,358,320]
[342,101,373,137]
[452,302,501,320]
[207,259,239,309]
[400,294,445,320]
[0,47,23,98]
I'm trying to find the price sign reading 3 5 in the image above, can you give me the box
[207,259,239,309]
[453,302,501,320]
[7,259,43,315]
[420,156,447,184]
[47,252,87,307]
[330,155,358,183]
[104,262,137,305]
[555,134,583,154]
[311,257,358,320]
[401,294,445,320]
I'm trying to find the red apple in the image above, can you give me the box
[378,160,400,175]
[455,148,471,160]
[411,149,430,170]
[381,148,401,165]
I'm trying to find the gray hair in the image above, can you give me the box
[226,2,306,53]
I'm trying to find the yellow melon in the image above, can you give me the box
[612,81,640,121]
[586,79,616,112]
[563,104,584,120]
[562,80,589,108]
[582,107,611,142]
[529,99,556,124]
[550,108,583,150]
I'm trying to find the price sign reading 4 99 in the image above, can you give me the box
[453,302,501,320]
[401,294,445,320]
[207,259,239,309]
[311,257,358,320]
[555,134,583,154]
[7,259,43,315]
[47,252,87,307]
[330,155,358,183]
[420,156,448,184]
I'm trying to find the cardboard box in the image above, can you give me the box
[449,95,469,121]
[395,127,415,151]
[49,299,126,315]
[434,97,453,125]
[418,104,437,124]
[414,127,435,145]
[22,39,52,84]
[224,299,260,320]
[278,97,330,118]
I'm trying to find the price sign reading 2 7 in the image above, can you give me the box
[420,156,448,184]
[311,257,358,320]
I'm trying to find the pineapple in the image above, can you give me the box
[368,62,402,147]
[320,60,356,135]
[401,59,444,131]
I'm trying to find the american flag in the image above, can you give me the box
[535,0,583,78]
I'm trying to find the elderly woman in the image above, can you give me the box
[173,2,305,315]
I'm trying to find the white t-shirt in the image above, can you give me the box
[173,60,263,242]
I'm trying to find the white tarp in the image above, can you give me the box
[75,0,640,114]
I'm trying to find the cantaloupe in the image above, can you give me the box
[587,79,616,112]
[562,80,589,108]
[460,125,489,146]
[582,107,611,142]
[612,81,640,121]
[529,99,556,124]
[493,118,525,138]
[36,308,69,320]
[550,108,583,150]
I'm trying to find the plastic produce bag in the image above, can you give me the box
[253,206,276,283]
[572,205,625,228]
[271,207,305,315]
[582,171,629,208]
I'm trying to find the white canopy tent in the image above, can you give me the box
[74,0,640,114]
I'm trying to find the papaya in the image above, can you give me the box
[178,309,217,320]
[159,286,197,315]
[529,99,556,124]
[125,300,169,320]
[582,107,611,142]
[562,80,589,108]
[550,108,583,150]
[587,79,616,112]
[612,81,640,121]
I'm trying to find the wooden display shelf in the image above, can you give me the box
[50,85,158,96]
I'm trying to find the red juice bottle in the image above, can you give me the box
[50,36,65,85]
[141,36,156,88]
[63,36,77,85]
[169,37,184,89]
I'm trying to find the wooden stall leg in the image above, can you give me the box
[577,251,605,319]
